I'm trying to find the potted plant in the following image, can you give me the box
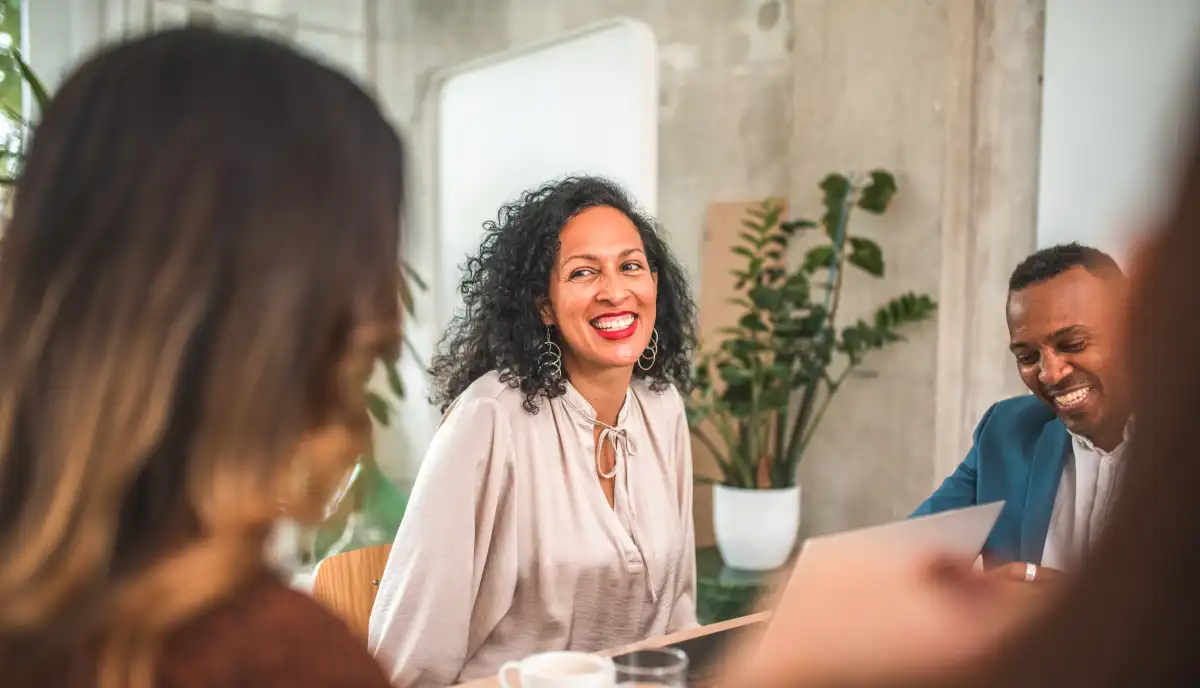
[687,170,936,570]
[307,264,425,565]
[0,47,49,207]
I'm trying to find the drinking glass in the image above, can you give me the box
[612,648,688,687]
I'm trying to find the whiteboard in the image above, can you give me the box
[379,19,659,476]
[432,18,659,334]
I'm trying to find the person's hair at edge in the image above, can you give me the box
[1008,241,1124,292]
[0,27,404,687]
[967,107,1200,683]
[428,176,697,413]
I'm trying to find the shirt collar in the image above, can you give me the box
[1068,418,1134,458]
[561,378,633,426]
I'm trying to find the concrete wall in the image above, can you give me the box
[377,0,1044,538]
[789,0,1045,535]
[27,0,1047,538]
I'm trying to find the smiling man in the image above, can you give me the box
[913,242,1132,577]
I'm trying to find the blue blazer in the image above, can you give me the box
[912,395,1069,565]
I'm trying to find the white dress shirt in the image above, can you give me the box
[1040,426,1129,571]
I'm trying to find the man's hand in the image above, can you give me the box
[988,561,1067,586]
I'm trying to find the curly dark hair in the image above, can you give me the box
[429,176,698,413]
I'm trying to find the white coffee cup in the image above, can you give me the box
[498,651,616,688]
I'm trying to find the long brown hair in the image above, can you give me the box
[970,105,1200,683]
[0,27,405,686]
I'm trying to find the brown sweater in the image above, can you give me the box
[5,571,395,687]
[157,571,395,687]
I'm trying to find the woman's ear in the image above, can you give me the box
[538,297,555,326]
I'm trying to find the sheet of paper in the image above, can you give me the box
[799,501,1005,560]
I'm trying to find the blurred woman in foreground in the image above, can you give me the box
[0,28,402,687]
[733,100,1200,685]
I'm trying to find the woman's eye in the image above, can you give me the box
[622,261,644,272]
[569,268,594,279]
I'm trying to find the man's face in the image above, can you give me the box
[1007,266,1130,448]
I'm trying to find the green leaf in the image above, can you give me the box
[741,218,764,231]
[721,337,767,360]
[718,364,755,386]
[782,273,810,305]
[726,297,752,309]
[857,170,898,214]
[819,174,852,237]
[12,50,50,112]
[715,326,745,337]
[847,236,884,277]
[738,312,768,332]
[748,284,782,311]
[365,391,391,426]
[383,358,405,398]
[762,266,786,284]
[874,291,937,329]
[400,261,427,291]
[803,245,836,273]
[732,246,756,260]
[397,272,415,316]
[780,219,817,236]
[738,230,761,246]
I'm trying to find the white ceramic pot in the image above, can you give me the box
[713,484,801,571]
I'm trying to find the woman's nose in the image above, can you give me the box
[595,272,630,303]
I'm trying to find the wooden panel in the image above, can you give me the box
[693,201,786,547]
[310,543,392,640]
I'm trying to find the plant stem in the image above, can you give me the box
[711,411,754,487]
[692,426,736,482]
[786,180,856,470]
[794,367,853,461]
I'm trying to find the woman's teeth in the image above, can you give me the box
[1053,387,1090,408]
[591,314,636,331]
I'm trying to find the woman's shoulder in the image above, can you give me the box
[630,378,686,417]
[449,370,530,415]
[159,570,392,687]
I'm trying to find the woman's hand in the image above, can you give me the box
[722,544,1060,687]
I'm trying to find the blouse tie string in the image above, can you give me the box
[564,401,657,601]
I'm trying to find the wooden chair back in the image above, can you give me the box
[311,543,392,639]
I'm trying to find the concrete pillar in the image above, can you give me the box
[788,0,1044,535]
[933,0,1044,481]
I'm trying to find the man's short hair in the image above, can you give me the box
[1008,242,1123,292]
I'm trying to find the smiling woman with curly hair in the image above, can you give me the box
[369,176,700,686]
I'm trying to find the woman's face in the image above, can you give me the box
[541,206,658,376]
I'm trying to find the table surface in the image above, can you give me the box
[454,611,771,687]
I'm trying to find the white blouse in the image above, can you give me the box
[367,371,698,687]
